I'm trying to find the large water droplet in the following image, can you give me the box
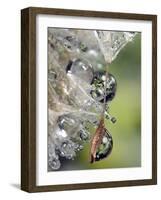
[95,129,113,161]
[67,59,94,84]
[91,72,117,103]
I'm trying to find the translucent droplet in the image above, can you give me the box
[57,114,80,135]
[74,143,83,151]
[49,157,61,170]
[91,72,117,103]
[55,127,68,138]
[95,129,113,161]
[67,59,94,84]
[79,144,83,150]
[60,140,76,159]
[105,112,117,124]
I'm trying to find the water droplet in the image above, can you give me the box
[91,72,117,103]
[79,144,83,150]
[57,115,80,134]
[79,42,88,52]
[49,157,61,170]
[60,140,76,159]
[111,117,117,123]
[95,129,113,161]
[68,59,94,84]
[74,143,84,151]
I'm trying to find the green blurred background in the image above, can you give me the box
[60,33,141,170]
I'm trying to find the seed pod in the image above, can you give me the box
[90,117,105,163]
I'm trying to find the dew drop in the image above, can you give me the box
[111,117,117,124]
[67,59,94,84]
[49,158,61,170]
[95,129,113,161]
[60,141,76,159]
[91,72,117,103]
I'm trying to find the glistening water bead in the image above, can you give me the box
[90,72,117,103]
[95,129,113,161]
[57,114,80,134]
[66,59,94,84]
[59,140,76,159]
[48,157,61,170]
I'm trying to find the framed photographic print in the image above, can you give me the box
[21,7,157,192]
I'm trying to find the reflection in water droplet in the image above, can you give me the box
[91,73,117,103]
[95,129,113,161]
